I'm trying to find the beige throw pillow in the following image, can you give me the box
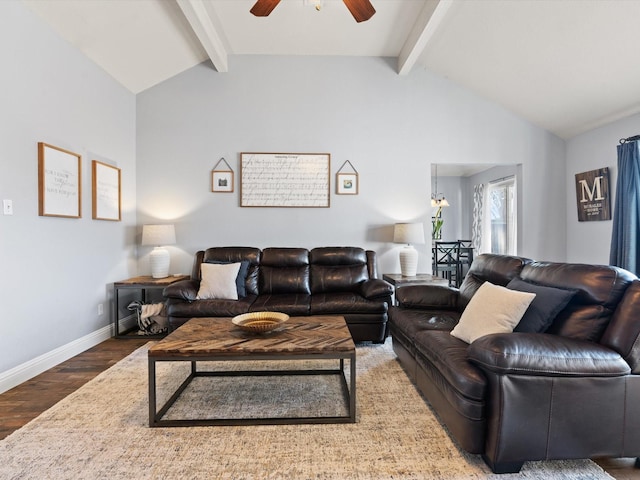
[197,262,242,300]
[450,281,536,343]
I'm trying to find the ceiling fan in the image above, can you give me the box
[250,0,376,23]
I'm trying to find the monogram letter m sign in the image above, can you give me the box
[575,167,611,222]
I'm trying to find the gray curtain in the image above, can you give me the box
[610,139,640,274]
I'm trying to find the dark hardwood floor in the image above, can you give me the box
[0,337,638,479]
[0,337,147,440]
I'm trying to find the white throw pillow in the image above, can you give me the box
[450,281,536,343]
[196,262,242,300]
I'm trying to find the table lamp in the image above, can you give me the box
[393,223,425,277]
[142,224,176,278]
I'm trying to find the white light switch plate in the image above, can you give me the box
[3,199,13,215]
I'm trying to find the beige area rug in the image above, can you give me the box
[0,339,613,480]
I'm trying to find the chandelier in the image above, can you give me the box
[431,164,450,207]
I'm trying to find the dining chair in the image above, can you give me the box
[457,239,474,282]
[433,241,461,287]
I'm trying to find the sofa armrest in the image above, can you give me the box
[358,278,394,300]
[396,285,459,310]
[469,333,631,377]
[163,279,199,301]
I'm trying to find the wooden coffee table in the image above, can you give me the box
[148,315,356,427]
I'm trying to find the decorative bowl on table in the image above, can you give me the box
[232,312,290,334]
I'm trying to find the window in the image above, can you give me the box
[488,177,517,255]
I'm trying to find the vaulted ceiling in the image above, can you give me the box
[22,0,640,139]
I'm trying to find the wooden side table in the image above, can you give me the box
[382,274,449,305]
[112,275,189,338]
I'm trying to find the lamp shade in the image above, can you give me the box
[141,224,176,246]
[393,223,425,245]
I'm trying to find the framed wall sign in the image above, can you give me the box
[92,160,121,221]
[38,142,82,218]
[240,152,330,207]
[575,167,611,221]
[211,157,234,193]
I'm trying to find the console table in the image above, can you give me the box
[112,275,188,338]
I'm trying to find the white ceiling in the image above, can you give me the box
[21,0,640,139]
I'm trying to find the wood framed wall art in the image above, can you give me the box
[240,152,330,207]
[92,160,121,221]
[38,142,82,218]
[336,160,359,195]
[211,157,234,193]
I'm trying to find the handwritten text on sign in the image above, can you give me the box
[40,143,81,217]
[241,153,330,207]
[93,161,121,221]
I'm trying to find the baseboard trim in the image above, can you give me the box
[0,316,136,394]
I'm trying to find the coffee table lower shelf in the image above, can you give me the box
[148,353,356,427]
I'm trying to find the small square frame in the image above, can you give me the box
[212,170,234,192]
[337,173,358,195]
[211,157,234,193]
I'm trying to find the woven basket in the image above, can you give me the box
[232,312,289,333]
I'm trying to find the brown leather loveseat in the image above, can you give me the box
[163,246,393,343]
[388,253,640,473]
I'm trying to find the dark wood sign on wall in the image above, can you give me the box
[575,167,611,222]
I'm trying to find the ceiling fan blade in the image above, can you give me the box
[250,0,282,17]
[343,0,376,23]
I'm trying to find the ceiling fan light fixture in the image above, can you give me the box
[251,0,375,22]
[304,0,324,12]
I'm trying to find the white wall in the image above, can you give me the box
[0,2,136,379]
[0,8,572,385]
[565,113,640,264]
[136,56,567,274]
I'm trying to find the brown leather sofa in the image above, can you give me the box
[388,253,640,473]
[163,246,393,343]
